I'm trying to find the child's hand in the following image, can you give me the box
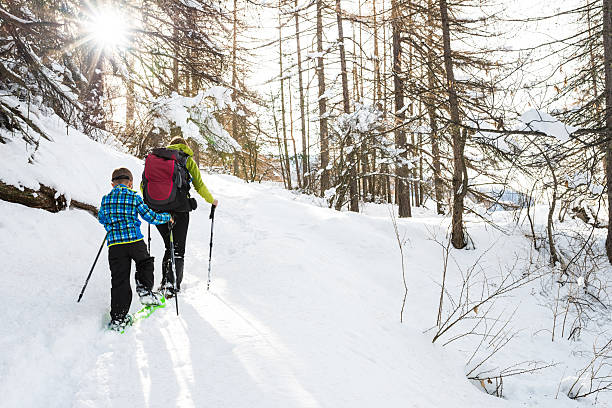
[213,199,219,207]
[170,215,175,225]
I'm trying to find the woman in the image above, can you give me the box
[156,136,219,296]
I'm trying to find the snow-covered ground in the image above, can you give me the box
[3,115,612,407]
[0,174,509,408]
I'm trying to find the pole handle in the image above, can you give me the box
[209,204,216,220]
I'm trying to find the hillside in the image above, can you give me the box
[1,117,610,408]
[0,173,504,408]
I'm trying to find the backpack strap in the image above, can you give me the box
[151,148,189,165]
[151,148,178,161]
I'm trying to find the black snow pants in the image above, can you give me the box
[156,211,189,290]
[108,240,154,321]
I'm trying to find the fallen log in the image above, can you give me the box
[0,180,98,217]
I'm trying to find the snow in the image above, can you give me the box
[151,90,241,154]
[289,0,314,13]
[3,108,612,407]
[316,89,335,101]
[203,86,236,111]
[179,0,204,11]
[0,177,510,408]
[306,51,325,59]
[3,164,607,407]
[336,103,383,135]
[0,97,140,206]
[519,109,578,143]
[0,8,35,25]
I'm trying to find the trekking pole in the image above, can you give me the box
[77,233,108,302]
[147,224,151,253]
[207,204,217,291]
[169,222,179,316]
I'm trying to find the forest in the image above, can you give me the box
[2,0,609,253]
[3,0,612,406]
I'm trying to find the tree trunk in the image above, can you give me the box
[419,131,424,205]
[83,51,105,132]
[548,169,560,265]
[427,0,444,215]
[382,1,390,202]
[358,0,364,101]
[232,0,240,178]
[295,0,309,191]
[392,0,411,218]
[278,1,292,189]
[603,0,612,263]
[382,0,388,117]
[373,0,382,105]
[371,0,380,201]
[439,0,466,248]
[272,95,287,188]
[336,0,358,212]
[317,0,330,195]
[288,79,302,188]
[172,24,179,92]
[125,61,135,139]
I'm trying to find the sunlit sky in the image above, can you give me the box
[91,0,582,147]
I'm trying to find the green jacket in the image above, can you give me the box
[167,143,215,204]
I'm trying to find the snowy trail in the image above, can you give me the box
[2,174,514,407]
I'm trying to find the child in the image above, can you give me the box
[98,167,172,331]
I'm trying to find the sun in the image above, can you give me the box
[88,7,129,49]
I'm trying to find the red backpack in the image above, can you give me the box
[142,148,191,212]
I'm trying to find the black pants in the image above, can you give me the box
[108,240,154,321]
[156,212,189,289]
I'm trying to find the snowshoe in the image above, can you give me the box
[107,314,134,333]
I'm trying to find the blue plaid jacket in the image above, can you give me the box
[98,185,171,246]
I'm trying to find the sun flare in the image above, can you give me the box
[89,7,129,49]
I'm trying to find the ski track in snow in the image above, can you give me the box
[0,174,599,408]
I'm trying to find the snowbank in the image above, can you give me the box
[0,97,142,207]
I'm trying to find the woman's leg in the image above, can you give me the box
[171,212,190,290]
[155,222,171,286]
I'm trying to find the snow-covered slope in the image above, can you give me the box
[0,174,506,408]
[2,118,610,407]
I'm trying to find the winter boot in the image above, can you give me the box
[159,258,182,297]
[174,256,184,291]
[108,314,134,332]
[159,259,173,287]
[136,283,151,298]
[159,282,178,299]
[139,290,165,307]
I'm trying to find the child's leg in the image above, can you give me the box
[131,240,155,293]
[108,244,133,321]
